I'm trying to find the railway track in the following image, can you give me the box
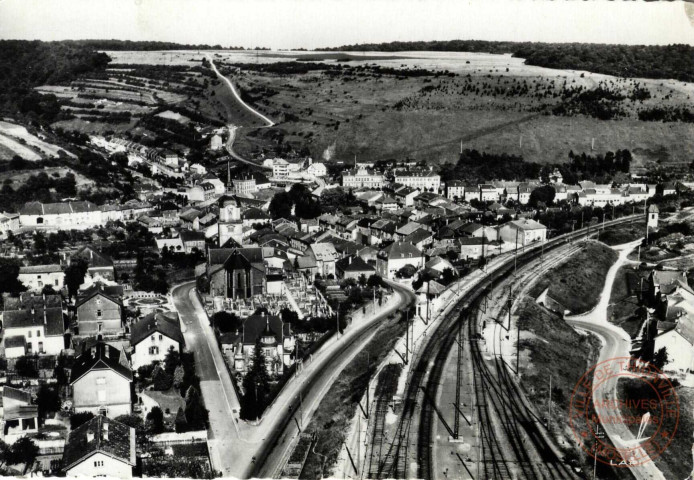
[371,216,639,479]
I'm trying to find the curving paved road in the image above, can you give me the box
[206,54,275,127]
[567,239,665,480]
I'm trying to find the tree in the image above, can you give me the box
[36,385,60,419]
[0,258,26,306]
[357,274,367,287]
[173,365,185,389]
[240,340,272,420]
[211,311,242,333]
[196,274,210,294]
[280,308,299,326]
[529,185,556,207]
[163,347,181,375]
[7,437,38,469]
[174,406,188,433]
[146,406,165,434]
[184,386,208,430]
[14,356,38,378]
[70,412,94,429]
[153,365,173,391]
[441,267,457,285]
[64,258,88,298]
[367,274,383,289]
[653,347,669,370]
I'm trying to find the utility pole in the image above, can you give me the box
[548,375,553,432]
[336,310,340,339]
[454,320,463,439]
[514,228,519,276]
[405,309,409,365]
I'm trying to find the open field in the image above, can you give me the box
[37,50,694,169]
[0,121,76,158]
[0,133,42,161]
[529,240,618,315]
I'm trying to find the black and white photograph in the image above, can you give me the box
[0,0,693,478]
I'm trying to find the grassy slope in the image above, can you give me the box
[529,240,618,315]
[607,265,648,339]
[230,70,694,168]
[599,221,646,247]
[516,299,604,470]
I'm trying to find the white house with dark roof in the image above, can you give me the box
[70,342,133,418]
[18,264,64,292]
[654,313,694,374]
[377,241,424,279]
[130,312,184,369]
[19,201,103,230]
[307,243,339,278]
[62,415,135,478]
[2,292,64,357]
[498,219,547,247]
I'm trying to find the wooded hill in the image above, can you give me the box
[323,40,694,82]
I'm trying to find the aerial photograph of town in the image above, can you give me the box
[0,0,693,478]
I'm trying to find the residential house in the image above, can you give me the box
[498,219,547,247]
[130,312,183,369]
[70,342,133,418]
[18,264,64,292]
[75,285,123,336]
[231,175,257,196]
[478,185,499,202]
[2,292,64,357]
[180,230,206,254]
[230,314,294,376]
[653,314,694,374]
[71,246,116,282]
[377,241,424,279]
[1,386,38,445]
[404,228,434,250]
[336,256,376,280]
[308,243,339,278]
[393,185,418,207]
[62,416,135,479]
[446,180,465,201]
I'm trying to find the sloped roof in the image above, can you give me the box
[72,246,114,268]
[337,256,375,273]
[404,228,433,245]
[3,293,64,336]
[310,243,338,262]
[63,416,135,471]
[70,342,132,385]
[19,264,63,274]
[241,315,290,345]
[75,285,122,309]
[131,311,183,347]
[382,241,422,259]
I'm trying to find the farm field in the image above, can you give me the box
[0,121,75,160]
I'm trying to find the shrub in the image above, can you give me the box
[152,365,173,391]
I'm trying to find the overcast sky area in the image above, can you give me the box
[1,0,693,49]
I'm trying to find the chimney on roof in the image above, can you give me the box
[87,431,95,443]
[104,346,109,359]
[91,346,96,358]
[31,307,35,315]
[103,421,109,441]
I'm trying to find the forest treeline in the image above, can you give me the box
[0,40,111,118]
[324,40,694,82]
